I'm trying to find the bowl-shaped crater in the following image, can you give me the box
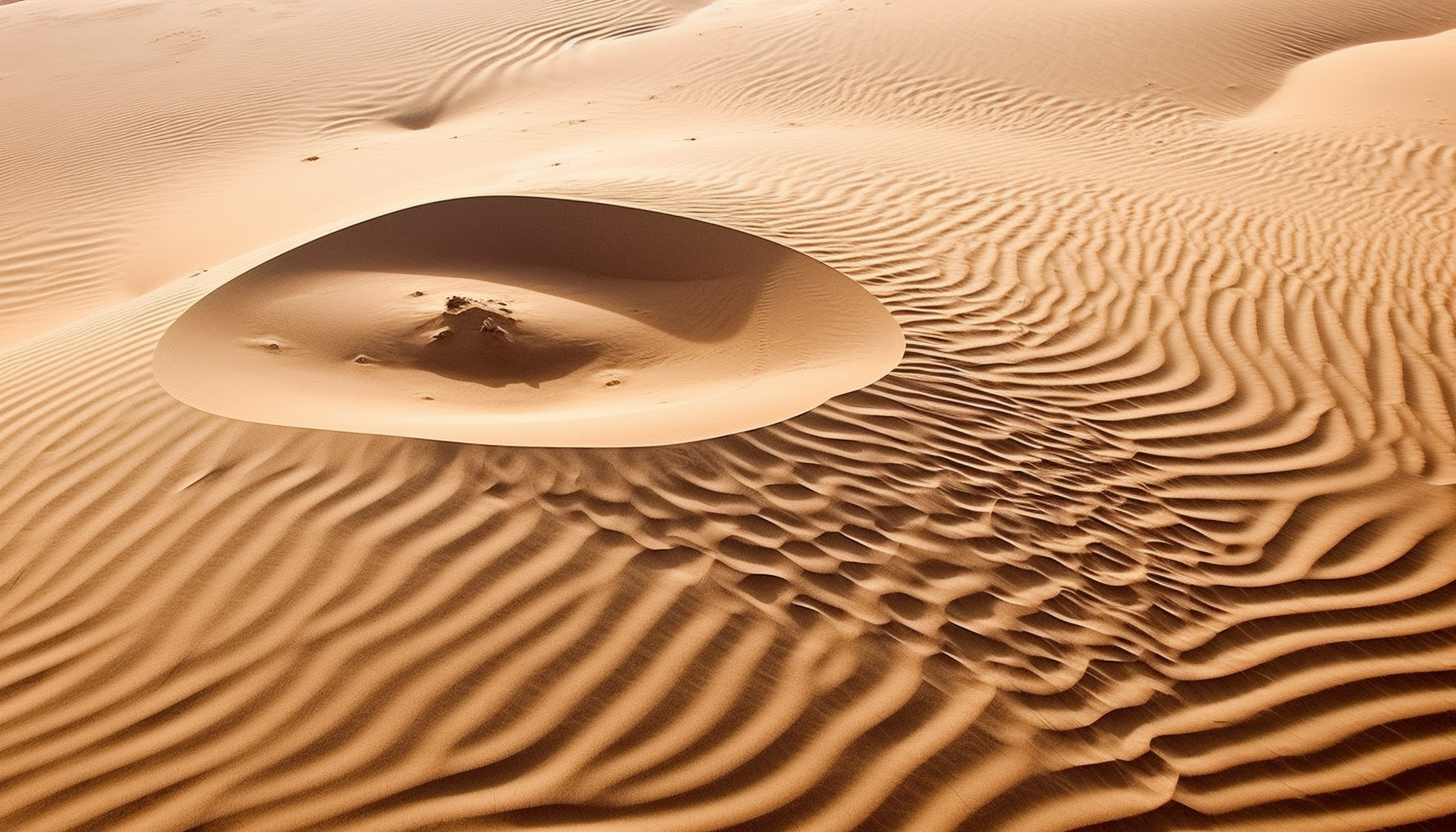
[153,196,904,447]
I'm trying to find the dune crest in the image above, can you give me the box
[152,196,904,447]
[1246,27,1456,141]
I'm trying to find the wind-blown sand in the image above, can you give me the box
[2,0,1456,829]
[154,196,904,447]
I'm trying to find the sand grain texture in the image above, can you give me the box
[2,0,1456,830]
[153,196,904,446]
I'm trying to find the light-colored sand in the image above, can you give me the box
[3,0,1456,830]
[154,196,903,446]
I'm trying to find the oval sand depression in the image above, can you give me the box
[154,196,904,446]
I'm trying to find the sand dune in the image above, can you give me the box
[154,196,903,446]
[2,0,1456,829]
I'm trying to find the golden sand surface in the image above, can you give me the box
[2,0,1455,829]
[154,196,903,446]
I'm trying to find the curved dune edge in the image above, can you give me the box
[1242,27,1456,143]
[152,196,904,447]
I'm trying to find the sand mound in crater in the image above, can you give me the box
[153,196,904,447]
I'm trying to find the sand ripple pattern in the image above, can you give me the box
[3,0,1456,830]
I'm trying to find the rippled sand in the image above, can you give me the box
[2,0,1455,829]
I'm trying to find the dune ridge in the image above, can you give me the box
[3,0,1456,829]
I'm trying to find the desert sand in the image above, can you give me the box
[2,0,1456,829]
[154,196,904,446]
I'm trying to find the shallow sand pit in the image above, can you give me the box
[153,196,904,446]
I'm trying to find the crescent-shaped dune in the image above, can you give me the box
[153,196,904,447]
[3,0,1456,830]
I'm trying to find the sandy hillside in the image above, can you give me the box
[2,0,1456,829]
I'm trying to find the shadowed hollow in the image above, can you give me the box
[153,196,904,446]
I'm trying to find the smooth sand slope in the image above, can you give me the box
[154,196,903,446]
[2,0,1456,829]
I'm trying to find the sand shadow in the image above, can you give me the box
[155,195,904,447]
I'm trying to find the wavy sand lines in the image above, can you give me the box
[4,0,1456,829]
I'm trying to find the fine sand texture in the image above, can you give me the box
[154,196,904,447]
[3,0,1456,830]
